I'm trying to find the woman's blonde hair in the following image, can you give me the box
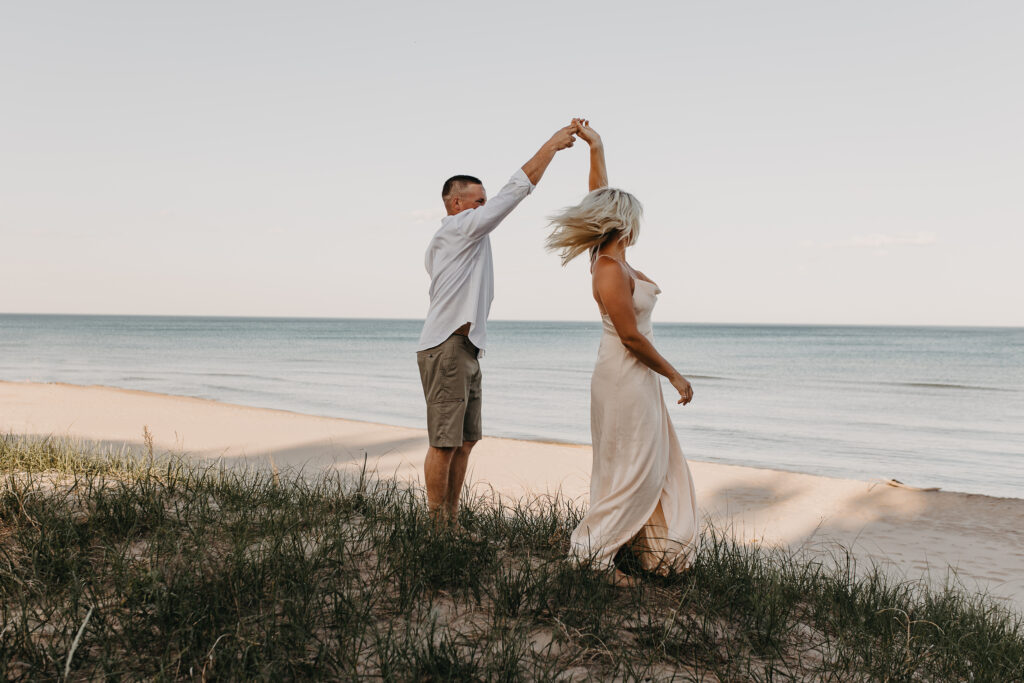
[545,187,643,266]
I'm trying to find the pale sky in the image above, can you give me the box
[2,1,1022,325]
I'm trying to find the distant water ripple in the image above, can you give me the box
[886,381,1013,392]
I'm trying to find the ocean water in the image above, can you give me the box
[1,314,1022,499]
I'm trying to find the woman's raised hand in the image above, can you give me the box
[572,117,607,190]
[572,118,602,149]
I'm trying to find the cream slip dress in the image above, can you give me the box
[569,271,699,573]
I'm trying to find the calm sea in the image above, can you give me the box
[1,315,1022,499]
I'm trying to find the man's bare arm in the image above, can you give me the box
[521,124,578,185]
[458,124,578,241]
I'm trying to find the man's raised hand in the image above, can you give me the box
[522,123,579,185]
[548,124,578,151]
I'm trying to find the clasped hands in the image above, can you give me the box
[547,118,603,151]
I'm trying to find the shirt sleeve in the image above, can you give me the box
[457,168,536,241]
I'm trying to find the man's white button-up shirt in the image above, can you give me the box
[417,169,535,355]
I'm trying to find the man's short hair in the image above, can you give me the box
[441,175,483,202]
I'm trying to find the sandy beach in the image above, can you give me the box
[2,380,1022,611]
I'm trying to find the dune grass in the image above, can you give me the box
[1,435,1022,681]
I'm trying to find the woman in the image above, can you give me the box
[547,119,698,585]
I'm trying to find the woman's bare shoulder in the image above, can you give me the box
[593,253,622,270]
[592,256,635,299]
[592,254,629,278]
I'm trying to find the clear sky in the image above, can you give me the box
[3,1,1022,325]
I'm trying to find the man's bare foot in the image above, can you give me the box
[429,507,451,528]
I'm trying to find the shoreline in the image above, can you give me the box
[2,379,1023,610]
[3,380,1012,500]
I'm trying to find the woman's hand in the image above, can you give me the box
[671,374,694,405]
[572,118,602,149]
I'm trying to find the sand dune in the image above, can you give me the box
[2,380,1021,611]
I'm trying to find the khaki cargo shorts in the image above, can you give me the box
[416,334,482,448]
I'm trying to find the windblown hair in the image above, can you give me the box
[545,187,643,266]
[441,175,483,203]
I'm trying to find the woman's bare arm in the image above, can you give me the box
[574,118,608,191]
[593,257,693,404]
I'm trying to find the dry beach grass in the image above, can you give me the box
[2,436,1022,681]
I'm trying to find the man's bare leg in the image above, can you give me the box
[424,445,456,522]
[445,440,477,521]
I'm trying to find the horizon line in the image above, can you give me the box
[1,312,1021,330]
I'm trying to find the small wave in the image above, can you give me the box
[883,381,1013,393]
[168,370,292,384]
[199,384,280,397]
[204,372,291,383]
[497,365,591,375]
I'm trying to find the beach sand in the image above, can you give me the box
[2,380,1022,611]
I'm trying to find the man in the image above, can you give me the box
[417,123,578,522]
